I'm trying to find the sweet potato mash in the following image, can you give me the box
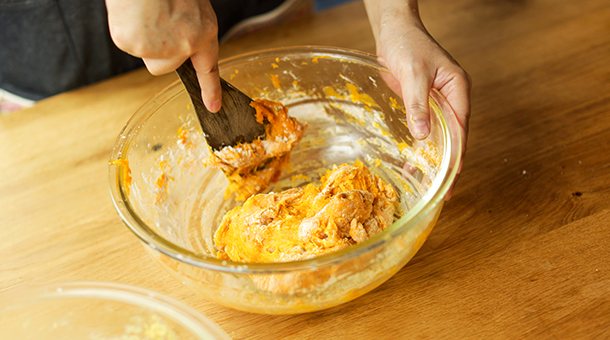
[214,161,397,263]
[205,99,307,201]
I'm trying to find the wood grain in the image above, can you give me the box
[1,0,610,339]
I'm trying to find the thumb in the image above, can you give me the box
[401,70,433,140]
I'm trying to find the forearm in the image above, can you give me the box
[363,0,423,43]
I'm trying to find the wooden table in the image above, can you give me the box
[2,0,609,338]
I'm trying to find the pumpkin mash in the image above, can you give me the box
[205,99,307,201]
[214,162,397,263]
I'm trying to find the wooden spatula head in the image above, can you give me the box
[176,59,266,151]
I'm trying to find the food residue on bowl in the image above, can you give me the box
[111,159,132,195]
[88,314,177,340]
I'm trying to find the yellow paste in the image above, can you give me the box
[205,99,307,201]
[214,161,397,263]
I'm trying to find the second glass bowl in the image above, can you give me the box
[0,282,229,339]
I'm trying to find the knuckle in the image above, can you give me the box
[464,71,473,88]
[127,41,150,58]
[395,60,425,80]
[112,30,158,58]
[454,66,472,88]
[409,59,428,74]
[201,22,218,39]
[407,101,429,116]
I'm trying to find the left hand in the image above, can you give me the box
[364,0,472,199]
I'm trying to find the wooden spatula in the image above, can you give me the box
[176,59,266,151]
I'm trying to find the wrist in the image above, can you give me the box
[363,0,423,42]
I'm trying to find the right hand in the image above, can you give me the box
[105,0,222,112]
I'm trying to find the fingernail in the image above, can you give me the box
[411,118,430,139]
[207,99,221,113]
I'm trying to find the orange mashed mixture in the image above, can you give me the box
[214,162,397,263]
[205,99,307,201]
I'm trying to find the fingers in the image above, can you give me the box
[444,172,460,201]
[191,45,221,113]
[436,68,472,150]
[437,70,470,201]
[140,21,221,113]
[399,64,433,140]
[105,0,222,112]
[433,66,471,190]
[144,47,221,114]
[143,50,221,113]
[379,51,435,140]
[364,0,470,200]
[390,59,470,201]
[142,56,188,76]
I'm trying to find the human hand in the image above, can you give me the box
[105,0,222,112]
[364,0,471,199]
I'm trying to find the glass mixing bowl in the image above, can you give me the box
[109,46,462,314]
[0,282,230,339]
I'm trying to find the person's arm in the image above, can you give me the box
[105,0,222,112]
[363,0,471,199]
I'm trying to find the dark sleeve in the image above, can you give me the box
[0,0,143,101]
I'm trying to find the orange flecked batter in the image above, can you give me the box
[205,99,307,201]
[214,162,397,263]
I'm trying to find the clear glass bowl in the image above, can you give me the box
[109,46,462,314]
[0,282,230,339]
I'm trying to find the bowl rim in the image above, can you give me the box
[0,281,230,339]
[108,45,462,274]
